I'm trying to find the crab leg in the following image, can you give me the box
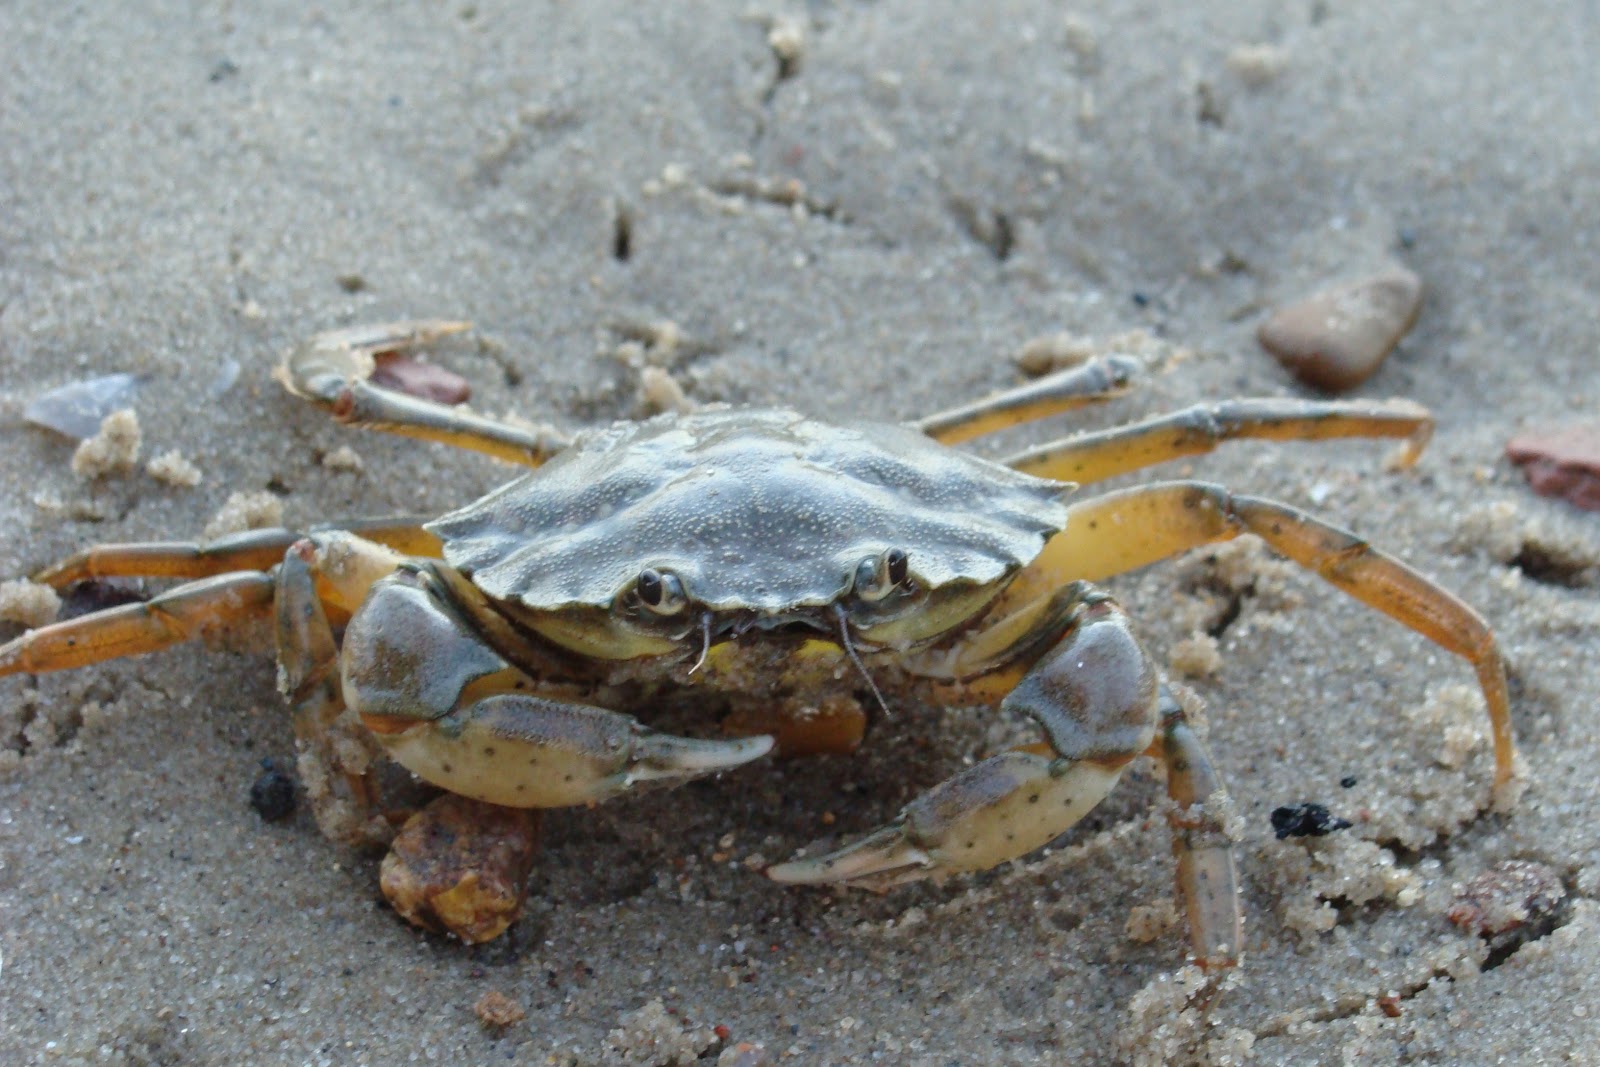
[278,321,570,466]
[913,356,1139,444]
[1151,688,1239,978]
[274,540,395,846]
[0,572,275,678]
[999,480,1516,792]
[340,564,774,809]
[1003,397,1434,484]
[31,518,441,589]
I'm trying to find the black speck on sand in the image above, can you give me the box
[2,3,1597,1064]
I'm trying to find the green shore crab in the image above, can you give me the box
[1,321,1517,998]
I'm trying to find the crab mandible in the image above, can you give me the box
[1,321,1517,993]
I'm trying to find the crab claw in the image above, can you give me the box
[277,319,474,404]
[624,731,776,789]
[765,819,934,892]
[768,751,1126,894]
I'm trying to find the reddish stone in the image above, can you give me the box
[1506,423,1600,511]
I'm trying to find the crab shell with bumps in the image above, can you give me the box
[1,321,1519,1002]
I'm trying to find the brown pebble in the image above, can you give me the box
[372,352,473,405]
[1445,860,1565,937]
[1257,267,1423,392]
[474,989,526,1030]
[1506,422,1600,511]
[379,794,542,944]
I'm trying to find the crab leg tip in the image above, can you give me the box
[313,319,474,354]
[766,822,932,888]
[626,731,774,786]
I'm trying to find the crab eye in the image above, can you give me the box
[854,548,910,603]
[636,567,688,615]
[885,548,909,587]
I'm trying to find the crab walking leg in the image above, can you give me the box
[769,595,1164,892]
[1150,687,1240,975]
[31,518,442,589]
[913,356,1140,444]
[1004,480,1517,791]
[0,572,274,678]
[274,543,394,846]
[341,565,773,809]
[1002,397,1434,484]
[278,320,570,466]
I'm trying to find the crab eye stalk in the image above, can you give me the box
[635,567,688,615]
[854,548,910,603]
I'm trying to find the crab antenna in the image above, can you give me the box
[832,603,891,719]
[686,612,714,675]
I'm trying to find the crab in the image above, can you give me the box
[1,320,1518,996]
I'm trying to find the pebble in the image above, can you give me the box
[473,989,526,1030]
[1015,331,1097,375]
[1257,267,1423,391]
[1505,422,1600,511]
[249,761,298,822]
[379,794,541,944]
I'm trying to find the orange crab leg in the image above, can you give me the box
[913,356,1139,444]
[30,518,441,589]
[1003,397,1434,484]
[998,480,1516,791]
[0,531,411,681]
[0,572,274,677]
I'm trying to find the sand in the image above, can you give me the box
[2,2,1598,1064]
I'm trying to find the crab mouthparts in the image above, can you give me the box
[689,607,890,717]
[722,611,833,638]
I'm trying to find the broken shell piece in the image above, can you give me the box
[1258,267,1423,392]
[371,353,472,405]
[379,794,541,943]
[25,373,140,440]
